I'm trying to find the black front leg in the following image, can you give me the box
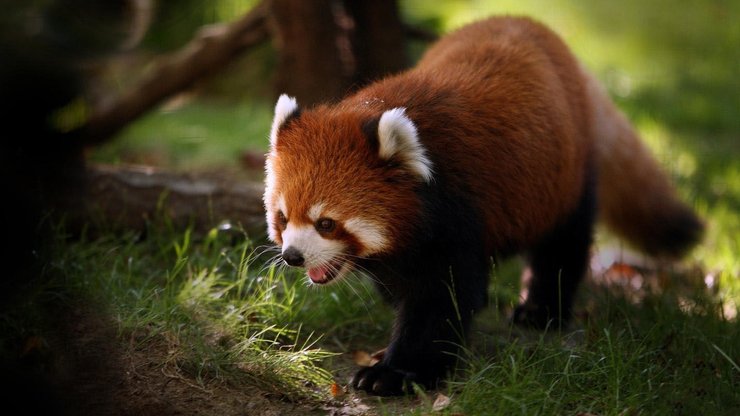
[351,288,466,395]
[351,258,487,395]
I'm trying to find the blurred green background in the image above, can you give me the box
[89,0,739,297]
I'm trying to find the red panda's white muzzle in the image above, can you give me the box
[281,246,341,284]
[281,224,351,285]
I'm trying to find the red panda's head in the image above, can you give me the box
[264,94,434,284]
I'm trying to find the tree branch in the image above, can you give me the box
[75,0,271,147]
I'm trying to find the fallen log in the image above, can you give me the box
[82,164,266,238]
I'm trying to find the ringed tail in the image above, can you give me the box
[585,70,704,258]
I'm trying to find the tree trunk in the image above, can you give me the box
[269,0,409,106]
[268,0,353,106]
[344,0,407,87]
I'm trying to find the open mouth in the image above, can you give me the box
[306,259,348,284]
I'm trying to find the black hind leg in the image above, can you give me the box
[513,178,596,329]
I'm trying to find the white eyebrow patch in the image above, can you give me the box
[344,218,389,256]
[308,203,325,222]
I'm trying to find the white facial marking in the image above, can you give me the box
[263,159,277,241]
[269,94,299,149]
[307,203,325,222]
[264,95,296,244]
[278,195,288,217]
[264,192,288,244]
[264,159,275,201]
[266,212,278,243]
[378,107,434,183]
[281,223,345,268]
[344,218,389,256]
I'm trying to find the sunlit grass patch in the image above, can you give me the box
[51,226,346,402]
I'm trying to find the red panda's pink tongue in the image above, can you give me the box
[308,265,329,283]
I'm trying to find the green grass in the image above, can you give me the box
[24,221,737,413]
[21,218,396,404]
[44,224,342,402]
[45,0,740,413]
[444,288,740,415]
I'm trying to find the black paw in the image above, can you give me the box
[350,364,425,396]
[511,303,566,330]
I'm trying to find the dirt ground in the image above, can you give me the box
[0,300,414,416]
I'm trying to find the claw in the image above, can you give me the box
[351,364,417,396]
[350,347,446,395]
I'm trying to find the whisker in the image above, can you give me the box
[257,254,284,276]
[336,254,388,290]
[322,254,388,308]
[253,244,286,275]
[251,244,280,259]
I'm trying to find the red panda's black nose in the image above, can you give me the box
[282,247,305,267]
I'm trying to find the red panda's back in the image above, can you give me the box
[352,17,593,252]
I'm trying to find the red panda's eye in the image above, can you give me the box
[315,218,336,233]
[277,211,287,227]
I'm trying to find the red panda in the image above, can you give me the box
[263,16,703,395]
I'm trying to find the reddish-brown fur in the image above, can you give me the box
[273,16,701,257]
[275,17,592,254]
[266,16,703,395]
[270,106,423,252]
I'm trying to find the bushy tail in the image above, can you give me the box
[584,71,704,258]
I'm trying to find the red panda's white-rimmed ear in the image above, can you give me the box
[269,94,299,148]
[378,108,434,183]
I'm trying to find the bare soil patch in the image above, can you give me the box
[3,301,340,416]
